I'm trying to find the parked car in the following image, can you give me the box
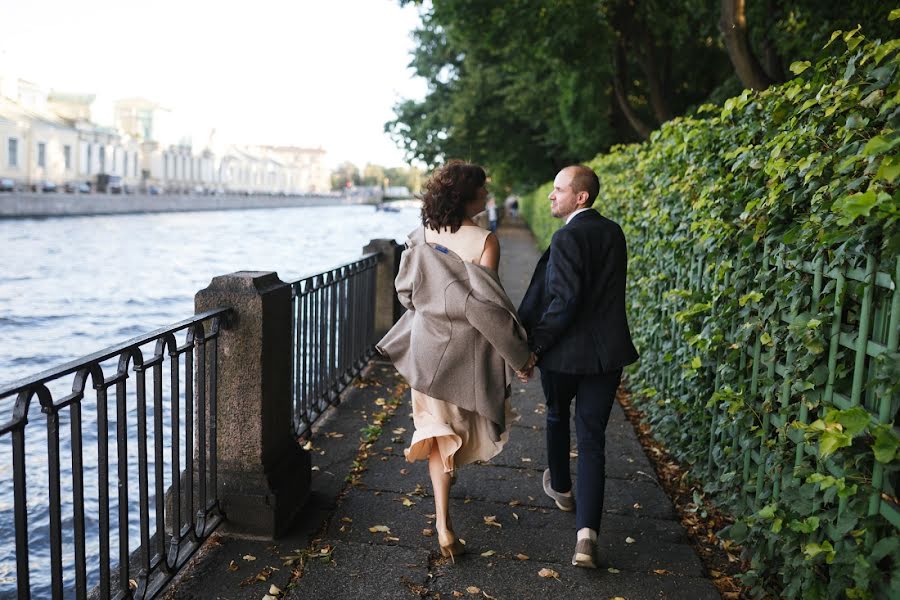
[147,184,162,195]
[64,181,89,193]
[95,174,123,193]
[0,178,15,192]
[40,181,58,193]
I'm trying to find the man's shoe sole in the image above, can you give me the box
[571,552,596,568]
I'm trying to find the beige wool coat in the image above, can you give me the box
[376,226,531,437]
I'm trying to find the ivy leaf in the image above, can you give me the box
[873,425,899,463]
[824,30,843,48]
[739,291,763,306]
[818,430,852,459]
[875,156,900,183]
[789,61,811,75]
[802,540,836,564]
[890,8,900,20]
[833,190,878,225]
[826,406,870,436]
[757,503,777,520]
[788,516,820,534]
[863,135,900,156]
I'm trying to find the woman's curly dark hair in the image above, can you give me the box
[420,161,487,232]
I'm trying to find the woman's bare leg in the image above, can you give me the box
[428,442,454,544]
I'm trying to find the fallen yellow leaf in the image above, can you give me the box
[452,593,464,599]
[402,497,415,507]
[653,569,671,575]
[269,584,283,595]
[607,567,620,574]
[466,585,481,594]
[227,560,239,572]
[341,517,353,523]
[480,550,496,557]
[242,554,256,561]
[512,512,519,521]
[515,553,529,560]
[625,536,636,544]
[368,525,390,533]
[538,567,560,579]
[483,591,498,600]
[483,515,502,528]
[422,528,434,536]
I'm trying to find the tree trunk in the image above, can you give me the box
[719,0,773,91]
[636,27,674,123]
[613,40,653,140]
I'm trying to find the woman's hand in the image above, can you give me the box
[515,352,538,383]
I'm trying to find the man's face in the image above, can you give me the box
[549,168,583,219]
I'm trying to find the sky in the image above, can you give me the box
[0,0,428,169]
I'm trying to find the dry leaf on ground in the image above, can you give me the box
[368,525,390,533]
[483,515,501,528]
[422,528,434,537]
[538,567,560,580]
[227,560,239,572]
[242,554,256,561]
[515,553,529,560]
[466,585,481,594]
[607,567,620,573]
[625,536,636,544]
[480,550,496,557]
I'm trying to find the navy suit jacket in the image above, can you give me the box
[518,209,639,374]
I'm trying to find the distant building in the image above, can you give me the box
[0,75,328,194]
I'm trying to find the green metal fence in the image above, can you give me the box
[642,243,899,545]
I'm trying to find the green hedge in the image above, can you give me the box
[520,23,899,599]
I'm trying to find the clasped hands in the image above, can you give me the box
[515,352,538,383]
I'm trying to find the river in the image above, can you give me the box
[0,203,422,597]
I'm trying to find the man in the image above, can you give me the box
[518,165,639,568]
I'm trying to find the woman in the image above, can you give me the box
[378,161,536,561]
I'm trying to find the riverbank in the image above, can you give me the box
[0,192,369,218]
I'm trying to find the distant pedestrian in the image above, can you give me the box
[486,197,498,232]
[377,161,535,562]
[518,165,639,569]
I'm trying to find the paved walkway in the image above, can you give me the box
[165,219,720,600]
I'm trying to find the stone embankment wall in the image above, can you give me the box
[0,193,368,218]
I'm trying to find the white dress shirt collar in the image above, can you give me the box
[565,207,592,225]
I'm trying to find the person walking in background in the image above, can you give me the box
[486,197,499,233]
[517,165,639,569]
[377,161,536,562]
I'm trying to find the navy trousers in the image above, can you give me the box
[540,368,622,531]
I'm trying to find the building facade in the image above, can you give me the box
[0,81,328,194]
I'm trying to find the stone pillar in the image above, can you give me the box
[195,271,310,538]
[363,239,403,339]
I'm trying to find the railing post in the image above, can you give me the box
[195,271,310,537]
[362,238,403,338]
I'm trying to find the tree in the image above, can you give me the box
[331,161,360,190]
[390,0,895,188]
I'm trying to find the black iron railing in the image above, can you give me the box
[0,308,230,599]
[290,254,379,437]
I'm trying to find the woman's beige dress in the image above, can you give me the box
[404,225,516,473]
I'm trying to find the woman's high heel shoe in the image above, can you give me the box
[439,532,465,563]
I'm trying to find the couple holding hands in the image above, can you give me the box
[378,161,638,569]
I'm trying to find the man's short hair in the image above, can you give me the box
[567,165,600,207]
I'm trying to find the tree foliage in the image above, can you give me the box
[389,0,896,190]
[519,22,900,598]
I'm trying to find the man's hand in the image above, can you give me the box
[515,352,538,383]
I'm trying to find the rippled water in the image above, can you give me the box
[0,204,421,597]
